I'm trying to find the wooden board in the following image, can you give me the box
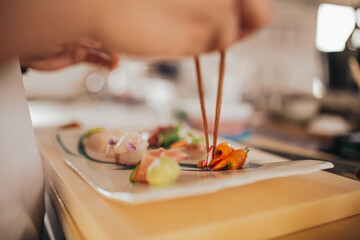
[37,129,360,240]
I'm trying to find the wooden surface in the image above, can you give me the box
[45,183,84,240]
[37,129,360,240]
[279,215,360,240]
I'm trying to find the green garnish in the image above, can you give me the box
[85,127,105,138]
[215,150,222,156]
[186,132,205,146]
[129,162,140,183]
[245,146,250,153]
[158,125,181,149]
[222,162,232,170]
[155,125,205,149]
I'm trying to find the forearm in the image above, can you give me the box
[0,0,95,64]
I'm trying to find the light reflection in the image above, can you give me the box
[28,102,72,128]
[145,78,176,109]
[145,78,177,124]
[312,77,324,99]
[85,72,105,93]
[349,29,360,50]
[107,68,128,96]
[316,3,355,52]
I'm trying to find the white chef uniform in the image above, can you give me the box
[0,59,44,239]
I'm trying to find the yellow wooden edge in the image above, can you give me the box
[46,182,85,240]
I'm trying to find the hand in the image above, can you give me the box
[1,0,272,63]
[94,0,273,56]
[20,40,119,71]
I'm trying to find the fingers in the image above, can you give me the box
[21,45,119,71]
[238,0,273,39]
[95,0,272,56]
[84,51,119,70]
[25,46,87,70]
[64,46,119,70]
[21,0,273,64]
[207,0,273,51]
[70,39,120,69]
[74,38,103,50]
[206,0,273,51]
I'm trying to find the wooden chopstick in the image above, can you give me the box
[195,50,226,162]
[195,56,210,152]
[212,50,226,158]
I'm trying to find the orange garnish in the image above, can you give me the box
[170,140,187,149]
[212,148,248,171]
[197,143,249,171]
[213,142,232,160]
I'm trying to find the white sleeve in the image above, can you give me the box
[0,59,44,239]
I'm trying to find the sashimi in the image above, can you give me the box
[134,148,187,183]
[83,129,148,166]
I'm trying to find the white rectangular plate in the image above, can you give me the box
[55,129,334,204]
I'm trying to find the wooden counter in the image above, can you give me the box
[37,129,360,240]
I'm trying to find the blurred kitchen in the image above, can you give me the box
[24,0,360,180]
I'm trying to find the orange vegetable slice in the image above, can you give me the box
[208,156,222,167]
[213,142,232,160]
[197,160,205,168]
[212,148,248,171]
[170,140,187,149]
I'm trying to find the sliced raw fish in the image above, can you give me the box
[134,148,187,183]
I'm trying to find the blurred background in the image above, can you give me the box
[25,0,360,179]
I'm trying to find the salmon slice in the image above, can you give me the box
[161,149,187,163]
[134,148,187,183]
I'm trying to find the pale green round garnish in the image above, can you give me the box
[146,156,180,186]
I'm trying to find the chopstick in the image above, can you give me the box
[195,56,210,152]
[195,50,226,162]
[212,50,226,158]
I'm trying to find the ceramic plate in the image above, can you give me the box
[55,129,334,204]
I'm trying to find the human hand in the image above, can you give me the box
[1,0,272,63]
[20,40,119,71]
[93,0,273,56]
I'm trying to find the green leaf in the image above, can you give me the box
[85,127,105,138]
[186,132,204,146]
[129,162,140,183]
[158,127,181,149]
[186,132,195,138]
[222,162,232,170]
